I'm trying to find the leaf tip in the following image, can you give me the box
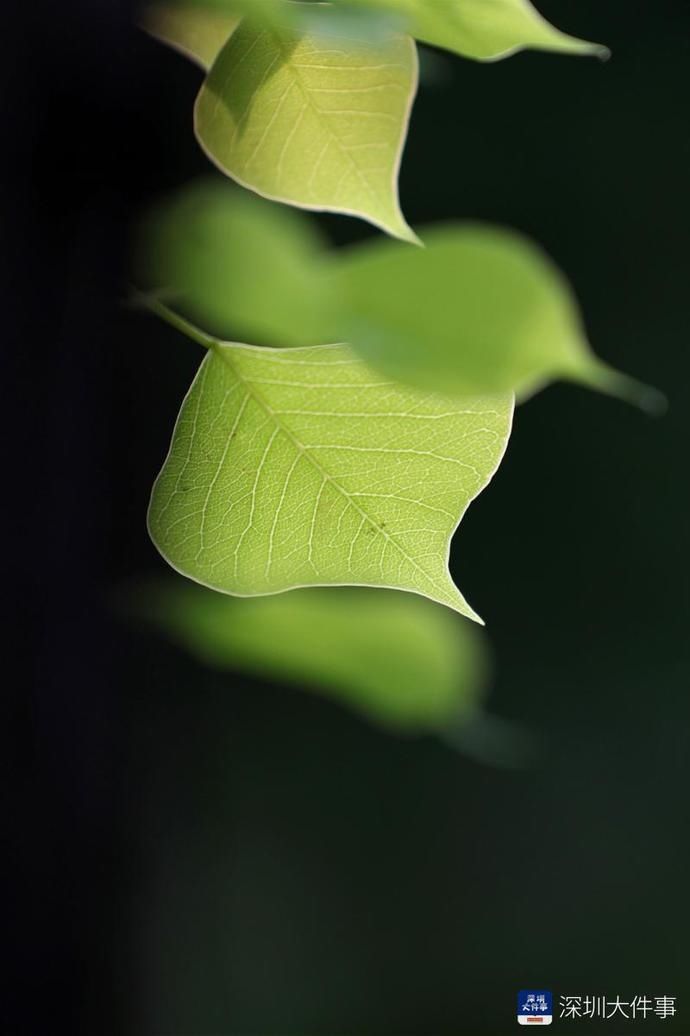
[441,587,486,626]
[386,214,422,247]
[442,712,537,769]
[577,362,667,416]
[546,36,611,62]
[584,41,612,63]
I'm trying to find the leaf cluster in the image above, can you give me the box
[132,2,661,735]
[142,0,607,238]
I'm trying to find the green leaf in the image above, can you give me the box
[203,0,298,28]
[194,7,419,241]
[142,0,400,62]
[140,2,238,70]
[134,578,490,731]
[343,0,608,61]
[161,0,295,27]
[146,317,513,620]
[137,179,334,345]
[334,223,663,409]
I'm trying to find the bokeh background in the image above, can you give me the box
[5,1,690,1032]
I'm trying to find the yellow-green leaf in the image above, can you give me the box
[140,1,238,70]
[194,9,419,241]
[345,0,608,61]
[335,223,662,409]
[147,325,513,620]
[135,578,490,731]
[136,179,334,345]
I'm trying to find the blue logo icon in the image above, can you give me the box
[517,991,553,1026]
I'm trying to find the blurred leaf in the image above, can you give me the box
[343,0,608,61]
[136,183,660,408]
[146,320,513,619]
[134,579,490,731]
[141,0,403,63]
[194,7,419,241]
[175,0,296,30]
[334,223,663,408]
[149,0,607,62]
[140,2,238,69]
[444,710,536,767]
[296,3,406,42]
[137,179,333,345]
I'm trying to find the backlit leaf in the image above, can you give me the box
[194,8,419,241]
[170,0,295,31]
[140,1,238,70]
[335,223,663,409]
[147,321,513,620]
[137,179,334,345]
[135,578,490,731]
[342,0,608,61]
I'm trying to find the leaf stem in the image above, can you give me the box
[575,360,668,416]
[130,289,217,351]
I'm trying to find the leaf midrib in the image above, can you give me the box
[213,342,454,602]
[261,24,400,213]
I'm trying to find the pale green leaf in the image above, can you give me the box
[342,0,608,61]
[137,179,334,345]
[161,0,295,28]
[194,8,419,241]
[142,0,400,59]
[334,223,663,409]
[140,1,238,69]
[216,0,293,23]
[135,578,490,731]
[147,321,513,620]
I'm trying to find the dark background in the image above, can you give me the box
[4,1,689,1033]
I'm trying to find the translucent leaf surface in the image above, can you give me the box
[176,0,295,30]
[136,579,490,731]
[137,179,334,345]
[140,2,238,69]
[194,8,419,241]
[335,223,663,408]
[342,0,608,61]
[142,0,399,65]
[147,322,513,619]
